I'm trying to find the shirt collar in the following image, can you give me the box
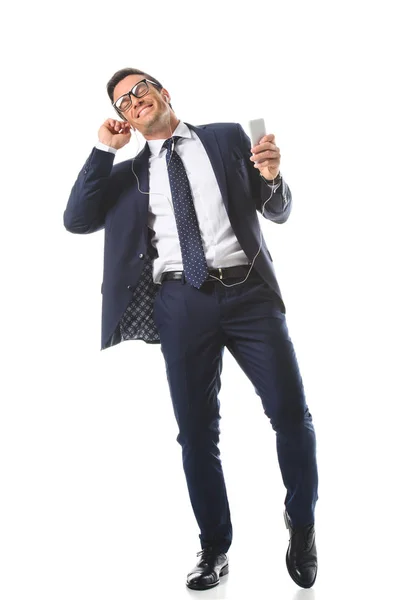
[147,121,192,157]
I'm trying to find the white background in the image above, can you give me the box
[1,1,399,598]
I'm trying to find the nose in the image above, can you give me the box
[131,98,146,119]
[133,96,146,112]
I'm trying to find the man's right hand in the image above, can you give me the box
[98,118,132,150]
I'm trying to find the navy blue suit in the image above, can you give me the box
[64,122,318,552]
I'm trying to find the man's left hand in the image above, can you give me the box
[250,134,281,180]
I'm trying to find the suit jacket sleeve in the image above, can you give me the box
[63,147,120,234]
[236,124,293,224]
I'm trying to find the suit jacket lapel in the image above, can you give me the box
[185,123,230,214]
[130,142,151,221]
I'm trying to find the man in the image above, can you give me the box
[64,68,319,590]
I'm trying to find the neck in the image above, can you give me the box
[142,114,181,141]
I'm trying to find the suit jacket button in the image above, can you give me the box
[127,285,133,291]
[139,253,144,259]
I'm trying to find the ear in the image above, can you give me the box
[161,87,171,103]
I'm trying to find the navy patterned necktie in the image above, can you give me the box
[162,136,208,288]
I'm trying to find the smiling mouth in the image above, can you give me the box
[138,105,153,118]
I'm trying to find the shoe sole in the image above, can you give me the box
[186,564,229,590]
[284,510,317,589]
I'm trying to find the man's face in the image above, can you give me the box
[113,74,171,134]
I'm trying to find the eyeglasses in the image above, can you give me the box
[112,78,160,114]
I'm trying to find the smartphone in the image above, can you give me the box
[248,118,266,147]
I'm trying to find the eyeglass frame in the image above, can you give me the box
[112,78,161,116]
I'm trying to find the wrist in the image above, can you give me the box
[260,171,281,184]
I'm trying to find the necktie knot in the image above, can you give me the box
[162,135,181,153]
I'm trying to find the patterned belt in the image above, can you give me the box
[160,264,256,284]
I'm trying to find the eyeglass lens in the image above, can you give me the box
[115,81,148,111]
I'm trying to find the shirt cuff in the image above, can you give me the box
[95,141,118,154]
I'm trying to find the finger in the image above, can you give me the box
[121,122,131,134]
[110,119,119,132]
[253,134,275,147]
[250,149,281,162]
[253,162,280,171]
[256,157,280,168]
[251,141,278,154]
[262,134,275,143]
[254,159,280,170]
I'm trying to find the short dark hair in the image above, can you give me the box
[106,67,173,118]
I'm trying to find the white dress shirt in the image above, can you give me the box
[95,121,277,284]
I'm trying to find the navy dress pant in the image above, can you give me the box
[153,269,318,554]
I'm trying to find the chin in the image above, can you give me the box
[145,114,161,128]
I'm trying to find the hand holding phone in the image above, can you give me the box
[248,118,281,180]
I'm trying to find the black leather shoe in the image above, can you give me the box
[186,547,229,590]
[284,509,318,588]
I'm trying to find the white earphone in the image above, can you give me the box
[130,109,277,288]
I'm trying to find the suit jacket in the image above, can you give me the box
[63,122,292,351]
